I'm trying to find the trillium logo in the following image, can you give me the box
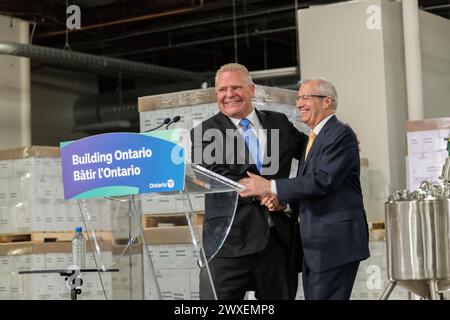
[167,179,174,188]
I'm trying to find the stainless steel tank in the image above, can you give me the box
[385,197,450,281]
[381,154,450,300]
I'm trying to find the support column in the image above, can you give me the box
[402,0,424,120]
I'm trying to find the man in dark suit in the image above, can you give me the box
[190,63,307,300]
[240,78,370,300]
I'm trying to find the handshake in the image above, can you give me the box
[239,172,287,212]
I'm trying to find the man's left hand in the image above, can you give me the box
[239,172,273,198]
[261,195,287,212]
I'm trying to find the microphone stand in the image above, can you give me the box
[143,118,171,133]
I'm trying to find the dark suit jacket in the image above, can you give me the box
[276,115,370,273]
[191,109,307,270]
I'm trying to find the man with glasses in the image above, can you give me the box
[240,78,370,300]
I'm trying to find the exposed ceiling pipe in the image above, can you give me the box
[37,7,197,38]
[421,4,450,11]
[250,66,298,80]
[0,41,205,81]
[72,80,206,133]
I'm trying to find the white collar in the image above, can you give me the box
[228,108,258,128]
[312,113,335,135]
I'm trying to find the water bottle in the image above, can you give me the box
[72,227,86,269]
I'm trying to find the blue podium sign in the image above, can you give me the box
[60,131,185,199]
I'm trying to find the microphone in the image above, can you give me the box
[143,117,171,132]
[166,115,181,129]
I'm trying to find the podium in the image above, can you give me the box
[75,163,242,300]
[59,131,243,299]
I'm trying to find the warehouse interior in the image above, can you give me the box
[0,0,450,301]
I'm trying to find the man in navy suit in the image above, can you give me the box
[240,78,370,300]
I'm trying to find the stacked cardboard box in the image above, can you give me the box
[405,117,450,190]
[0,146,112,233]
[138,86,303,133]
[0,241,112,300]
[143,227,200,300]
[0,147,125,300]
[111,244,144,300]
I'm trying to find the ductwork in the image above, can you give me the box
[0,41,205,81]
[72,81,200,133]
[73,95,139,133]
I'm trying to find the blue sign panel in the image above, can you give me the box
[60,131,185,199]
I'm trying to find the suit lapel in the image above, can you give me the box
[255,109,271,164]
[301,115,337,174]
[255,108,269,128]
[214,111,237,131]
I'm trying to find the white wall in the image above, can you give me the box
[0,16,97,148]
[298,0,402,221]
[420,10,450,119]
[297,0,450,222]
[0,15,30,149]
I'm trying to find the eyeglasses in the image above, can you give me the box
[295,94,328,102]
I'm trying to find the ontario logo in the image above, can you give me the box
[149,179,175,189]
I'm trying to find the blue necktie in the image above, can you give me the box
[239,118,262,173]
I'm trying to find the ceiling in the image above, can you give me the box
[1,0,449,135]
[1,0,449,78]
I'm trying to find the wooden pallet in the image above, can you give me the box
[112,237,142,246]
[142,212,204,229]
[369,221,386,241]
[370,221,385,230]
[0,231,112,243]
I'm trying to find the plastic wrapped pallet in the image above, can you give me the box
[0,146,112,233]
[405,117,450,190]
[111,243,144,300]
[0,241,112,300]
[143,227,199,300]
[138,85,306,133]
